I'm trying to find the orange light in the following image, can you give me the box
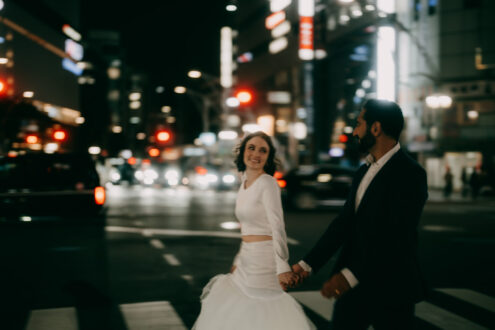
[274,171,283,179]
[195,166,208,175]
[339,134,349,143]
[156,130,171,142]
[52,129,67,141]
[235,90,253,105]
[94,186,106,205]
[0,81,5,93]
[26,134,39,144]
[148,148,160,157]
[128,157,137,165]
[277,179,287,188]
[142,159,151,165]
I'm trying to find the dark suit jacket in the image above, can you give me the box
[303,148,428,305]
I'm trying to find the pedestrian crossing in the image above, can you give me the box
[22,288,495,329]
[290,288,495,329]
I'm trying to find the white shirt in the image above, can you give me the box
[299,143,401,287]
[235,173,292,275]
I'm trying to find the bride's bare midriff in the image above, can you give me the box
[242,235,272,243]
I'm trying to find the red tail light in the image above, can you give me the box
[277,179,287,188]
[94,186,106,205]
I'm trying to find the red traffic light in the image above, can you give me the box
[155,130,172,143]
[52,129,67,141]
[339,134,349,143]
[235,89,253,105]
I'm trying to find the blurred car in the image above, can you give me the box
[0,152,106,222]
[279,164,356,210]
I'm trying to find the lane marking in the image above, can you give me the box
[25,307,78,330]
[150,239,165,249]
[119,301,186,330]
[181,274,194,284]
[163,254,181,266]
[415,301,488,330]
[106,226,300,245]
[436,288,495,313]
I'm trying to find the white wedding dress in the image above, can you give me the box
[192,174,315,330]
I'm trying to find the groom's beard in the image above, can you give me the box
[357,130,376,154]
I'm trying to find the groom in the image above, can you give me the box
[292,99,428,329]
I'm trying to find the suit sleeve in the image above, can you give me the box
[302,196,354,274]
[261,177,292,274]
[347,165,428,282]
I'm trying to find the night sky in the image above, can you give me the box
[83,1,231,88]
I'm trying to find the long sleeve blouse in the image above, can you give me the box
[234,173,291,274]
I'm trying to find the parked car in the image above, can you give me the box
[0,152,106,222]
[280,164,356,210]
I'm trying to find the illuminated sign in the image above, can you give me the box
[65,39,83,61]
[265,11,286,30]
[299,16,314,60]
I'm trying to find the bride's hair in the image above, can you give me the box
[234,131,279,176]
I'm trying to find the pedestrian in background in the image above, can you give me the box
[443,166,453,198]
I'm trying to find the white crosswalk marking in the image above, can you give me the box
[290,291,335,321]
[292,289,494,330]
[25,307,78,330]
[415,301,488,330]
[163,253,181,266]
[150,238,165,249]
[436,288,495,313]
[120,301,187,330]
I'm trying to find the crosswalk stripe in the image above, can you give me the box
[415,301,488,330]
[436,288,495,313]
[119,301,187,330]
[163,253,181,266]
[290,291,335,321]
[150,239,165,249]
[25,307,78,330]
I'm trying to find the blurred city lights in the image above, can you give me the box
[221,221,241,230]
[376,26,396,101]
[467,110,479,120]
[218,130,238,140]
[426,95,452,109]
[129,101,141,109]
[226,96,240,107]
[235,90,253,104]
[174,86,186,94]
[271,20,291,38]
[52,129,67,141]
[75,117,85,124]
[270,0,292,12]
[25,134,39,144]
[23,91,34,98]
[226,4,237,12]
[293,122,307,139]
[221,27,233,88]
[188,70,202,78]
[129,92,141,101]
[242,123,262,133]
[44,143,59,154]
[0,57,8,64]
[155,86,165,93]
[269,37,288,54]
[112,126,122,133]
[88,146,101,155]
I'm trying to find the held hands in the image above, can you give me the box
[292,263,310,285]
[278,272,300,291]
[320,272,351,299]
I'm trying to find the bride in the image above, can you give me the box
[193,131,314,330]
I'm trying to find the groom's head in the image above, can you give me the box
[353,99,404,153]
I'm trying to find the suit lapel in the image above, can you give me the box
[355,150,403,214]
[349,163,370,210]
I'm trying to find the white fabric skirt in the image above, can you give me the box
[192,240,315,330]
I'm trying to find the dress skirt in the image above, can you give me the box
[192,240,315,330]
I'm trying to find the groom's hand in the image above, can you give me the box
[320,272,351,299]
[291,263,310,286]
[278,272,299,291]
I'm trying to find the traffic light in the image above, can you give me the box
[52,129,68,142]
[234,89,254,106]
[155,130,171,143]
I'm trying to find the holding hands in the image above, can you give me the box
[278,272,300,291]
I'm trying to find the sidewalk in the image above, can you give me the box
[427,188,495,204]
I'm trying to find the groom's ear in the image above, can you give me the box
[371,121,382,136]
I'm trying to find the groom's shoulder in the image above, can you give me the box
[396,149,426,176]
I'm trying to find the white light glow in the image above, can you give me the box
[161,106,171,113]
[271,0,292,12]
[129,101,141,109]
[218,130,238,140]
[271,20,291,38]
[23,91,34,98]
[75,117,85,124]
[129,92,141,101]
[298,0,314,16]
[174,86,186,94]
[221,221,241,230]
[467,110,479,120]
[257,115,275,136]
[136,132,146,140]
[269,37,288,54]
[44,143,59,154]
[88,146,101,155]
[377,0,395,14]
[226,97,240,107]
[242,124,262,133]
[226,4,237,12]
[439,95,452,108]
[0,57,8,64]
[293,122,307,140]
[221,27,233,88]
[188,70,202,78]
[376,26,396,101]
[299,49,314,60]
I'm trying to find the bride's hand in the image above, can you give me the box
[278,271,299,291]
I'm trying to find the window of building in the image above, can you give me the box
[428,0,437,15]
[412,0,421,21]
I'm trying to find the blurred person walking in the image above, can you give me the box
[291,99,428,330]
[192,132,314,330]
[443,166,453,198]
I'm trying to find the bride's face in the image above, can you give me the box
[243,136,270,172]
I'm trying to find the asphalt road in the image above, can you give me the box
[1,185,494,329]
